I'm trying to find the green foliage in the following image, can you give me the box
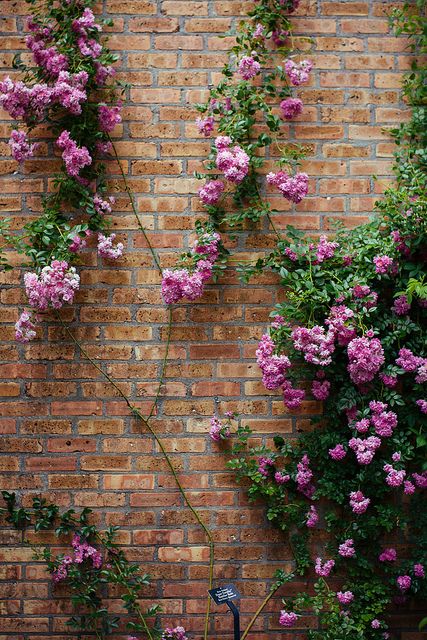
[223,3,427,637]
[0,0,121,271]
[0,492,160,640]
[193,0,307,233]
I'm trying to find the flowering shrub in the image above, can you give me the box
[0,0,124,339]
[218,3,427,637]
[162,0,310,297]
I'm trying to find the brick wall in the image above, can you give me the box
[0,0,422,638]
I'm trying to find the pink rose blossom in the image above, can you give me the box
[328,444,346,460]
[56,130,91,177]
[98,104,122,133]
[338,538,355,558]
[267,170,309,203]
[379,548,397,562]
[306,505,318,528]
[162,627,188,640]
[198,180,225,205]
[238,56,261,80]
[315,557,335,577]
[373,254,394,274]
[283,380,305,411]
[15,311,37,343]
[280,97,303,120]
[216,142,250,183]
[285,59,313,85]
[393,295,410,316]
[337,591,354,605]
[279,611,298,627]
[397,575,411,592]
[8,129,38,163]
[347,335,384,385]
[97,233,124,260]
[349,490,370,515]
[24,261,79,311]
[275,471,290,484]
[196,116,214,137]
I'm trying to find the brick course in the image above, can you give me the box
[0,0,424,638]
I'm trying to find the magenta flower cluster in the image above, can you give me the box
[238,55,261,80]
[56,130,92,177]
[98,103,122,133]
[284,59,313,85]
[347,334,385,385]
[97,233,124,260]
[266,170,309,203]
[338,538,355,558]
[8,129,38,163]
[23,260,80,312]
[209,416,231,442]
[215,136,250,183]
[315,557,335,577]
[198,180,225,205]
[279,610,298,627]
[52,534,102,583]
[161,627,188,640]
[349,490,370,515]
[161,231,221,304]
[280,97,303,120]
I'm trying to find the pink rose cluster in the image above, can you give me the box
[56,130,92,177]
[349,435,381,465]
[338,538,355,558]
[0,70,88,123]
[16,260,80,343]
[24,260,80,312]
[306,504,319,528]
[238,55,261,80]
[209,416,231,442]
[97,233,124,260]
[198,180,225,205]
[196,116,214,137]
[52,534,102,583]
[15,311,37,343]
[74,8,103,59]
[266,170,309,203]
[292,325,335,366]
[296,454,315,498]
[284,59,313,85]
[349,490,370,515]
[373,254,394,274]
[26,19,68,77]
[396,348,427,383]
[215,136,250,183]
[279,610,298,627]
[161,231,221,304]
[280,97,303,120]
[315,235,339,263]
[337,591,354,605]
[315,557,335,577]
[256,333,306,410]
[347,333,385,385]
[98,103,122,133]
[161,627,187,640]
[8,129,38,163]
[384,463,406,487]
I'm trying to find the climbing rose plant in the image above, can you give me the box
[208,3,426,638]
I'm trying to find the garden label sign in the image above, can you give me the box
[209,585,241,639]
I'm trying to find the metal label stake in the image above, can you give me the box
[208,584,241,640]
